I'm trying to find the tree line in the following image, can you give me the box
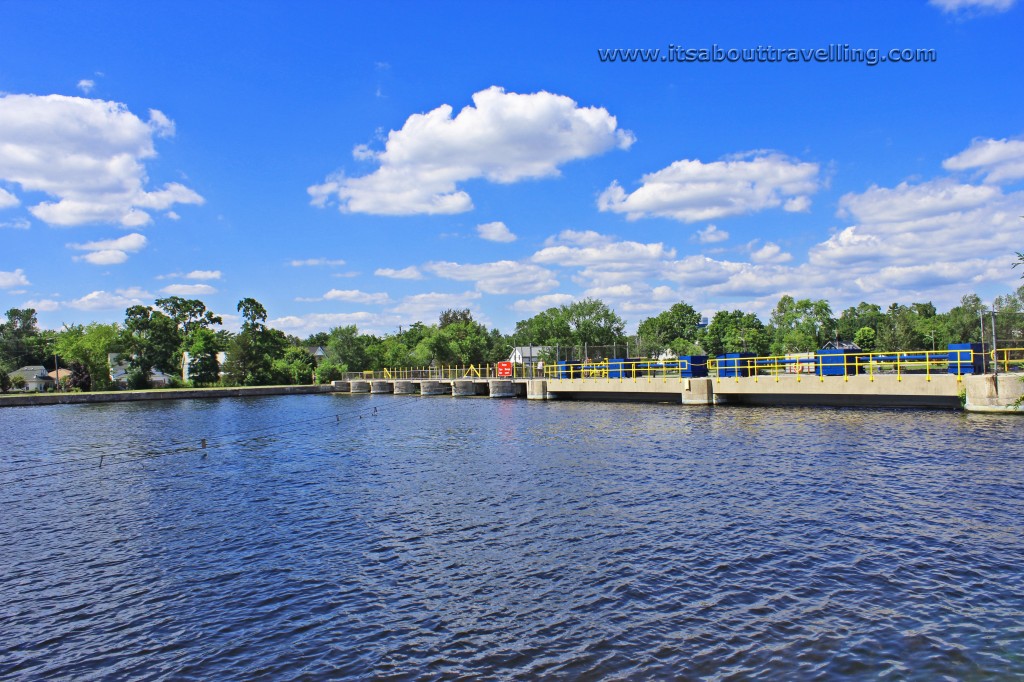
[2,284,1023,392]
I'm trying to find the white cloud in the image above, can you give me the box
[165,211,180,220]
[77,79,95,94]
[511,293,577,314]
[22,298,60,312]
[808,176,1024,295]
[186,270,222,280]
[288,258,346,267]
[930,0,1015,13]
[0,218,30,230]
[749,241,793,264]
[424,260,557,294]
[532,232,675,267]
[321,289,391,304]
[308,86,634,215]
[477,221,517,242]
[0,187,19,208]
[160,283,217,296]
[0,94,204,227]
[389,291,482,321]
[67,232,147,265]
[269,311,401,337]
[942,137,1024,184]
[598,151,820,223]
[68,287,151,311]
[0,269,30,288]
[375,266,423,279]
[696,224,729,243]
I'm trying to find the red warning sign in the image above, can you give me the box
[496,361,513,377]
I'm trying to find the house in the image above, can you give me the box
[48,368,73,387]
[108,353,175,388]
[508,346,552,366]
[307,346,327,364]
[7,366,55,391]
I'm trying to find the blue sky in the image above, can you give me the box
[2,0,1023,336]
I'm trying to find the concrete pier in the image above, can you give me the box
[350,380,370,393]
[452,380,476,397]
[370,381,393,394]
[393,380,416,395]
[331,380,350,392]
[487,380,515,398]
[419,380,449,396]
[964,373,1024,413]
[526,380,548,400]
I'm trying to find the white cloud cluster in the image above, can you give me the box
[0,94,204,227]
[0,269,30,288]
[67,232,147,265]
[321,289,391,304]
[942,137,1024,183]
[0,187,19,209]
[269,311,399,336]
[930,0,1016,13]
[696,224,729,243]
[388,291,483,320]
[477,221,517,243]
[375,266,422,280]
[289,258,346,267]
[511,293,576,314]
[424,260,557,295]
[161,283,217,296]
[68,287,152,311]
[186,270,222,280]
[598,151,820,223]
[308,86,634,215]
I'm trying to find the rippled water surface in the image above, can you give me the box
[1,395,1022,679]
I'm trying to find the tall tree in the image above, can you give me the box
[636,301,702,356]
[121,305,181,378]
[768,296,835,354]
[55,322,122,391]
[703,310,770,357]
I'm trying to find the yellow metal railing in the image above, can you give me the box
[358,347,1021,386]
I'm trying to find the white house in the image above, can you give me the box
[181,351,228,381]
[6,366,55,391]
[107,354,175,388]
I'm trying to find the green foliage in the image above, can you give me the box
[513,298,625,359]
[853,327,876,352]
[1,308,47,368]
[186,327,224,385]
[768,296,835,355]
[55,322,121,391]
[126,369,150,390]
[636,301,702,356]
[1,371,11,393]
[223,298,287,386]
[270,345,316,385]
[122,305,181,375]
[703,310,770,357]
[10,375,26,390]
[315,360,347,384]
[836,302,884,343]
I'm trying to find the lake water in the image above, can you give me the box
[1,394,1022,679]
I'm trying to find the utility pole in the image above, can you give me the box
[991,309,999,377]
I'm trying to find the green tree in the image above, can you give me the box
[703,310,770,357]
[636,301,703,357]
[324,325,370,371]
[836,302,884,343]
[853,327,877,352]
[0,308,46,369]
[768,295,835,354]
[943,294,985,344]
[185,327,224,385]
[121,305,181,379]
[223,298,286,385]
[876,303,925,351]
[270,345,316,385]
[55,322,122,391]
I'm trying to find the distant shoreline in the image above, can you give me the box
[0,384,337,408]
